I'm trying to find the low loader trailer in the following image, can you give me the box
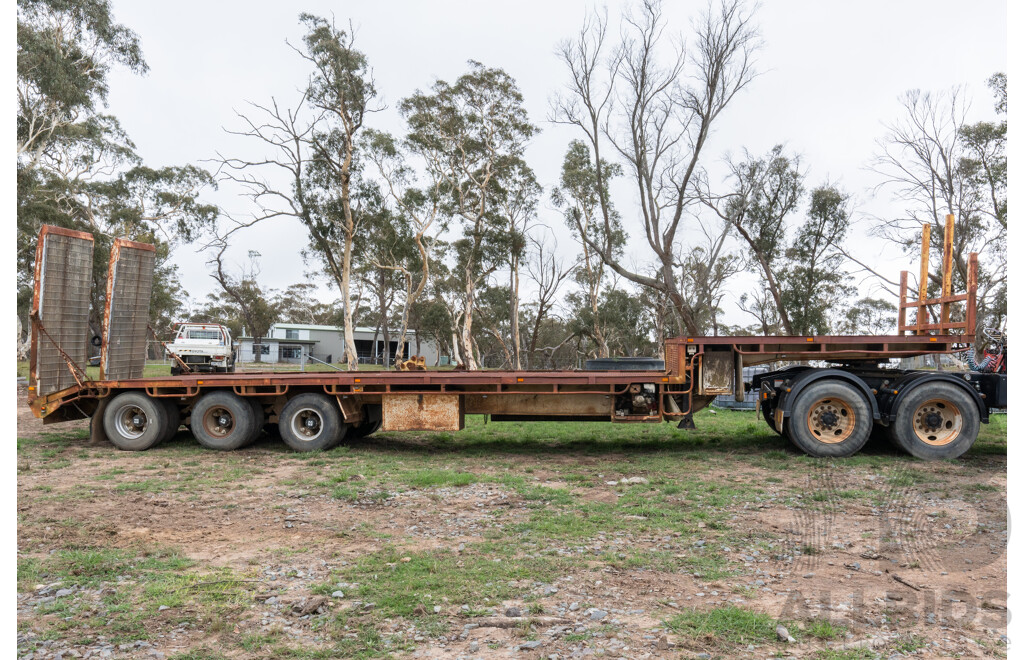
[26,220,1006,460]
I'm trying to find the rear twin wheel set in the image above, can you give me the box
[777,380,979,459]
[102,391,381,452]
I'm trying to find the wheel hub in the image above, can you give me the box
[115,405,149,440]
[203,406,235,438]
[923,412,943,431]
[292,408,324,441]
[912,399,963,446]
[806,397,856,443]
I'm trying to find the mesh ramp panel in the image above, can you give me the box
[101,239,156,380]
[31,226,94,396]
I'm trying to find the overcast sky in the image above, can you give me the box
[103,0,1006,328]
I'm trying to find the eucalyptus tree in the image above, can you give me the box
[363,129,448,364]
[220,14,379,370]
[522,233,573,368]
[400,61,539,369]
[707,145,854,335]
[553,0,760,335]
[551,140,623,357]
[17,0,146,165]
[17,0,215,348]
[870,74,1006,333]
[207,244,279,362]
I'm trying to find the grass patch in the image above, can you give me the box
[666,605,778,646]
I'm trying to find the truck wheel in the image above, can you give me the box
[103,392,168,451]
[786,380,871,457]
[279,393,344,452]
[191,391,256,450]
[348,405,382,440]
[159,400,182,443]
[889,383,979,460]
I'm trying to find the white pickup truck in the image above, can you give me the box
[165,323,236,375]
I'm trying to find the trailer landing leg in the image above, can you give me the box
[677,414,696,430]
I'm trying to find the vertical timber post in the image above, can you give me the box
[898,271,908,334]
[941,214,954,328]
[733,350,744,403]
[966,252,979,342]
[917,223,931,335]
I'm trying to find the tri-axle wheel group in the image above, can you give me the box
[100,390,382,452]
[766,379,980,460]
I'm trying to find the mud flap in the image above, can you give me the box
[677,413,696,430]
[90,397,110,445]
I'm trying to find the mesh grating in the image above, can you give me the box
[33,230,94,395]
[102,241,156,380]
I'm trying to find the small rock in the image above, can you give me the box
[518,641,543,650]
[157,605,170,611]
[803,573,815,579]
[469,641,479,653]
[656,636,670,650]
[505,606,522,617]
[433,605,441,613]
[331,591,344,598]
[776,624,795,643]
[54,589,74,598]
[569,602,580,611]
[589,609,608,621]
[292,595,327,616]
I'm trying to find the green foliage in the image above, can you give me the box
[17,0,216,344]
[725,146,854,334]
[838,297,897,335]
[665,605,779,645]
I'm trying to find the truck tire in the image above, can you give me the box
[103,392,168,451]
[348,405,383,440]
[889,382,980,460]
[786,380,872,457]
[191,391,256,451]
[245,398,265,446]
[159,400,182,443]
[279,393,345,452]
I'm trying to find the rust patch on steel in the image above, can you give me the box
[336,396,365,426]
[101,238,156,380]
[700,350,734,396]
[31,225,95,400]
[464,393,611,416]
[383,394,464,431]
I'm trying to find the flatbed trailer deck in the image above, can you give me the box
[26,223,1006,460]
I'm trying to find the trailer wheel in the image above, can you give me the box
[889,383,979,460]
[279,393,345,452]
[159,400,182,443]
[348,405,383,440]
[191,391,256,451]
[245,398,265,445]
[103,392,168,451]
[786,380,871,457]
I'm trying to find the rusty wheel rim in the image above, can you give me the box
[291,407,324,442]
[912,399,962,446]
[805,397,856,443]
[202,406,235,438]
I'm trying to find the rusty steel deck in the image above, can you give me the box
[666,334,969,370]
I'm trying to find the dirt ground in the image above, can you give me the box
[16,389,1007,659]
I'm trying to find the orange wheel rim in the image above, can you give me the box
[912,399,962,446]
[805,397,856,443]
